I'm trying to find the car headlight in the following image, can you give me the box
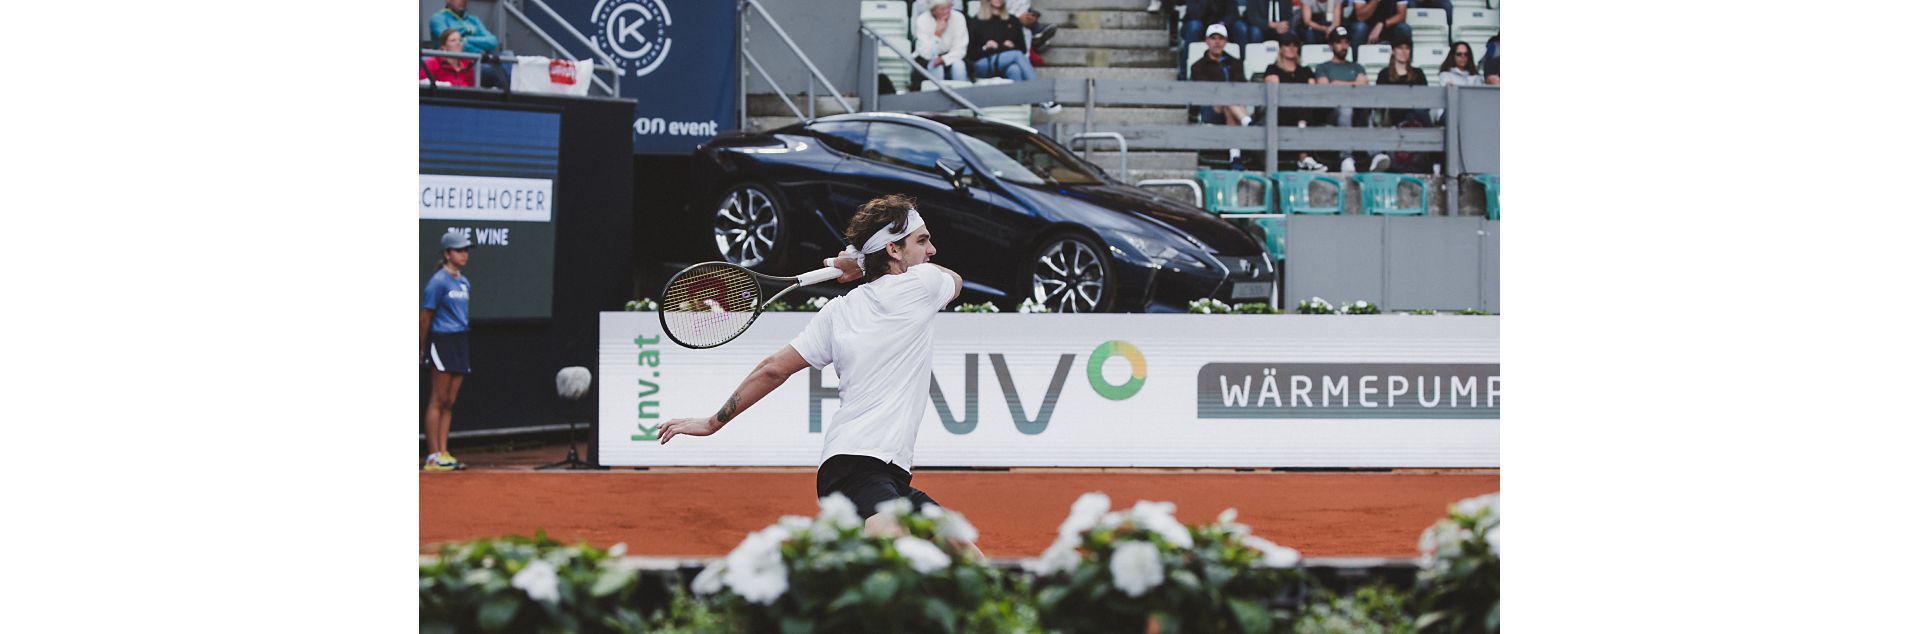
[1113,230,1208,272]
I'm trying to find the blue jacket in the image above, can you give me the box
[428,8,499,54]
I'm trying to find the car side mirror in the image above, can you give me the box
[936,159,971,191]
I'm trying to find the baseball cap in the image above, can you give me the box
[1205,23,1229,39]
[1386,30,1411,47]
[440,228,473,249]
[1274,32,1300,46]
[1329,26,1350,43]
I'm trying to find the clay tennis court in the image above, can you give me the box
[421,443,1498,558]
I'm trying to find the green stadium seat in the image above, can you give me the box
[1355,173,1429,216]
[1414,43,1449,79]
[1473,173,1499,220]
[1271,172,1345,215]
[1196,169,1272,215]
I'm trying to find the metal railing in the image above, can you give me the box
[418,49,619,97]
[1068,132,1128,179]
[856,25,989,119]
[739,0,855,127]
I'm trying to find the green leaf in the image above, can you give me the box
[1070,562,1100,588]
[1229,598,1274,634]
[827,587,865,611]
[1037,586,1068,610]
[1153,612,1182,634]
[779,616,816,634]
[477,597,521,632]
[863,570,901,604]
[590,567,636,598]
[1170,569,1203,592]
[419,623,456,634]
[923,598,958,633]
[955,566,985,602]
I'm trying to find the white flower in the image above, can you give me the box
[1129,500,1193,549]
[608,543,627,558]
[1453,493,1500,522]
[1216,508,1251,537]
[722,526,791,604]
[1240,535,1301,568]
[778,515,813,533]
[1059,492,1111,537]
[1109,541,1165,597]
[935,508,980,544]
[1417,519,1471,568]
[691,561,726,595]
[1097,512,1126,530]
[1355,300,1369,308]
[1487,525,1500,557]
[893,536,952,573]
[511,559,561,605]
[875,497,914,518]
[812,493,862,542]
[1023,534,1083,575]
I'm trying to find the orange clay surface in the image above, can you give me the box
[421,443,1497,559]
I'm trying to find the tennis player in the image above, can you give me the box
[658,194,967,538]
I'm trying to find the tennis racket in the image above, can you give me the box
[658,261,846,349]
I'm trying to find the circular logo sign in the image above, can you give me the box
[592,0,673,78]
[1086,340,1147,400]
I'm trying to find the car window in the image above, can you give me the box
[808,121,867,156]
[863,122,965,175]
[953,127,1106,186]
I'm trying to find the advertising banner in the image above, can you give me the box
[599,313,1500,468]
[420,104,561,320]
[526,0,739,154]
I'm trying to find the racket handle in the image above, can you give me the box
[796,265,843,287]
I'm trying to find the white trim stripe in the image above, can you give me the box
[429,342,446,372]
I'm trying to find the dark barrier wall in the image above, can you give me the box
[420,89,635,438]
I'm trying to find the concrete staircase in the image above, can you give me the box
[1032,0,1194,184]
[743,94,861,133]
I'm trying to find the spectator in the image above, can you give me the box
[1261,32,1328,171]
[1296,0,1343,45]
[913,0,970,86]
[428,0,498,54]
[1479,33,1499,75]
[420,29,476,87]
[1483,56,1499,85]
[1189,24,1253,170]
[1008,0,1059,53]
[427,0,505,88]
[1349,0,1409,48]
[1372,31,1427,171]
[1313,25,1370,173]
[1182,0,1252,52]
[970,0,1063,112]
[1245,0,1293,44]
[1430,40,1480,125]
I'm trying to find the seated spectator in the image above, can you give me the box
[1189,24,1253,170]
[913,0,970,86]
[1483,56,1499,85]
[420,29,476,87]
[1312,26,1371,173]
[1479,33,1499,75]
[1430,40,1480,125]
[1372,31,1427,171]
[1182,0,1252,54]
[969,0,1063,112]
[1008,0,1059,53]
[1261,32,1327,171]
[428,0,506,87]
[1245,0,1293,44]
[1296,0,1343,45]
[1349,0,1410,48]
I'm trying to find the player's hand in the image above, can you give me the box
[823,255,863,283]
[658,417,719,444]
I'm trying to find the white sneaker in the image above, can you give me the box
[1147,0,1162,12]
[1340,157,1356,173]
[1040,101,1063,114]
[1370,154,1391,171]
[1299,156,1328,172]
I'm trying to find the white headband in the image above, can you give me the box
[840,209,925,274]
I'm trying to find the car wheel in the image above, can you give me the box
[1026,232,1115,313]
[712,183,785,270]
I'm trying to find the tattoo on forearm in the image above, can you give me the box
[716,394,741,424]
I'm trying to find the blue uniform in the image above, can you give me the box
[423,269,471,333]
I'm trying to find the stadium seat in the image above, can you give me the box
[1413,43,1448,79]
[1355,173,1429,216]
[1406,7,1449,40]
[1473,173,1499,220]
[1244,41,1279,81]
[863,1,913,91]
[1452,8,1499,53]
[1301,44,1334,67]
[1271,172,1345,215]
[969,78,1033,128]
[1488,0,1499,9]
[1355,44,1391,76]
[1196,169,1272,215]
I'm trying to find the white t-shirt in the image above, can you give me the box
[789,263,956,472]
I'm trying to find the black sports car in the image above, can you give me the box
[686,112,1275,312]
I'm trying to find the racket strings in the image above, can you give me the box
[662,263,761,348]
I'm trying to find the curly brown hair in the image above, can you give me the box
[843,194,918,281]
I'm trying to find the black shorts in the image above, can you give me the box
[424,331,471,374]
[816,454,940,519]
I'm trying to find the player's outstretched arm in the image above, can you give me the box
[658,345,810,444]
